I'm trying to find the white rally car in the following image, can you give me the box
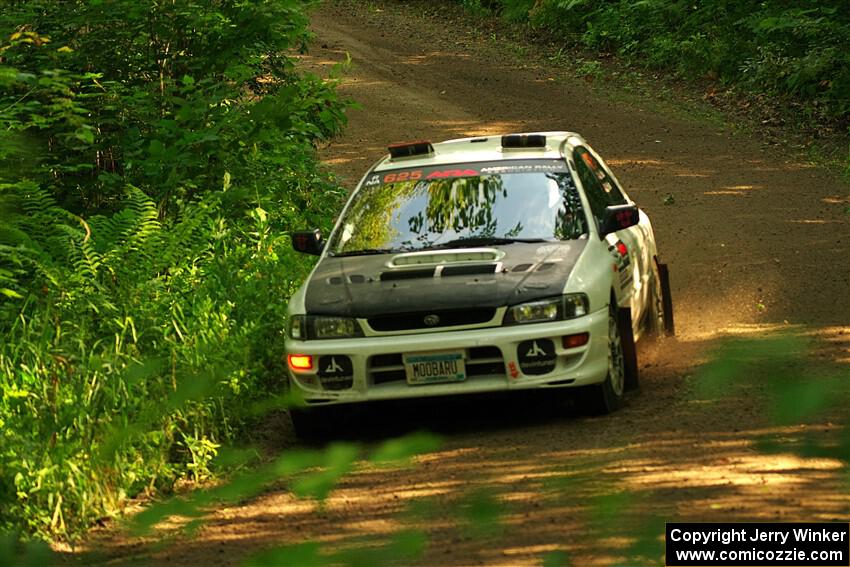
[286,132,673,436]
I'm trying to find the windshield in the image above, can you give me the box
[328,160,588,256]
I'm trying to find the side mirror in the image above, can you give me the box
[599,204,640,236]
[292,229,324,255]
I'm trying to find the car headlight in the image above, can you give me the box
[287,315,364,340]
[503,294,589,325]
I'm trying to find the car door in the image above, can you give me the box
[572,146,648,324]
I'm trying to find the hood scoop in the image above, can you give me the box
[387,248,504,268]
[380,247,504,282]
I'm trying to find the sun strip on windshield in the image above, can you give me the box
[362,159,570,187]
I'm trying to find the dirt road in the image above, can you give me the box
[81,0,850,564]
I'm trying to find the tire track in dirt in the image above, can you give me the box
[76,1,850,565]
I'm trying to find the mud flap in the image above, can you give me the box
[618,307,640,392]
[657,262,675,337]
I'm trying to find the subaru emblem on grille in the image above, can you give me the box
[423,314,440,326]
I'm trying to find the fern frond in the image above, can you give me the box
[48,221,102,281]
[96,186,162,278]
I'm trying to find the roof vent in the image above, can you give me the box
[501,134,546,149]
[388,140,434,159]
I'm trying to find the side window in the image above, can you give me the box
[573,147,627,227]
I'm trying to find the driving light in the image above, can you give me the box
[287,354,313,371]
[504,294,590,325]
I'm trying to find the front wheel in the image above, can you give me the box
[579,304,637,414]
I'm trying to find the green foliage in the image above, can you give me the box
[1,0,845,561]
[244,529,427,567]
[368,430,441,466]
[459,489,504,538]
[469,0,850,121]
[459,0,495,19]
[0,0,348,540]
[0,532,53,567]
[692,333,846,429]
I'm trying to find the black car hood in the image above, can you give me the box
[304,241,588,317]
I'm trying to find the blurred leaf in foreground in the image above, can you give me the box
[369,431,442,467]
[461,489,504,538]
[0,532,54,567]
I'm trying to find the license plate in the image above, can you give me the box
[404,351,466,385]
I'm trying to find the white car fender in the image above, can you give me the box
[563,237,618,313]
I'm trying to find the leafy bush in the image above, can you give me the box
[472,0,850,121]
[0,0,347,539]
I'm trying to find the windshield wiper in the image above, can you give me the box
[423,236,553,250]
[330,248,400,257]
[332,238,554,256]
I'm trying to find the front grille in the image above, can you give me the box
[368,346,505,386]
[467,346,503,377]
[368,308,496,332]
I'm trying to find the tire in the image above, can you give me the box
[579,303,637,413]
[619,306,640,392]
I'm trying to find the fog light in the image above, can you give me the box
[562,333,589,349]
[288,354,314,371]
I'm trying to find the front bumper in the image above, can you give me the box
[284,307,610,406]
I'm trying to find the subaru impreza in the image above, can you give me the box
[285,132,674,436]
